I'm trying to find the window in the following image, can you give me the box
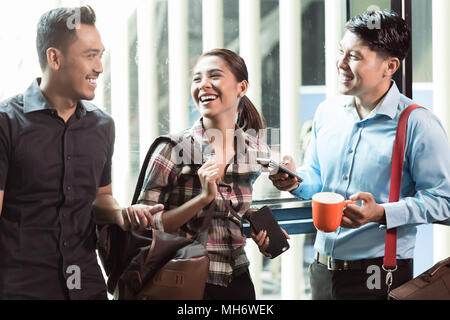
[1,0,442,300]
[90,0,327,204]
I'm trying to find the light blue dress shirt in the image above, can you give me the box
[291,82,450,260]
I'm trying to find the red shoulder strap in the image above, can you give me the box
[384,104,425,268]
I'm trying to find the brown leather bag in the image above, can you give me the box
[137,230,209,300]
[389,257,450,300]
[98,222,211,300]
[97,135,213,300]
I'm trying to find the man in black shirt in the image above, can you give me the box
[0,6,163,299]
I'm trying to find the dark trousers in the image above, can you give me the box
[203,270,256,300]
[309,258,413,300]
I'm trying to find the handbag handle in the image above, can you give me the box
[216,183,242,221]
[191,185,243,246]
[384,104,425,269]
[428,257,450,278]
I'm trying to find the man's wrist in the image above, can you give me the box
[117,207,129,230]
[288,181,301,193]
[378,206,387,225]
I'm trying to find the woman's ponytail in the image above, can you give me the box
[237,95,265,135]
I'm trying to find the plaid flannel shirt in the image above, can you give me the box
[138,118,270,287]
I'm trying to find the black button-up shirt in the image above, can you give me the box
[0,79,115,299]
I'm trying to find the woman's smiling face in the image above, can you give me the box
[191,55,246,121]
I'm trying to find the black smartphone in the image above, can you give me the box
[246,206,289,259]
[256,158,303,183]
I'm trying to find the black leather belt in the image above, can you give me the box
[315,252,412,271]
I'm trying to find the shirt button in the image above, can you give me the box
[63,241,68,247]
[66,186,72,191]
[349,149,353,154]
[343,175,348,181]
[67,155,71,160]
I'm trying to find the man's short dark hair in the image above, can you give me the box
[36,6,96,70]
[345,10,411,61]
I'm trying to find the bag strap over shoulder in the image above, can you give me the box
[132,132,205,205]
[132,135,179,205]
[384,104,425,269]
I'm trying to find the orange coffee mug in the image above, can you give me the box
[312,192,356,232]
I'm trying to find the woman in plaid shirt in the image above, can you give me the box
[138,49,270,300]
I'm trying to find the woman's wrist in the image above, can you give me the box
[198,192,215,207]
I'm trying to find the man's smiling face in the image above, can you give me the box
[336,30,390,99]
[57,24,104,101]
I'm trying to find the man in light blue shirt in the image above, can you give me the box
[256,11,450,299]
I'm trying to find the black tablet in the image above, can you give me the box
[246,206,290,259]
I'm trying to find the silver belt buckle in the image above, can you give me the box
[343,260,349,270]
[327,256,333,270]
[327,256,349,271]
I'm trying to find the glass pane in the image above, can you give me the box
[411,0,433,111]
[412,0,432,84]
[349,0,390,16]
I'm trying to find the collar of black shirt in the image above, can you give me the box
[23,78,97,118]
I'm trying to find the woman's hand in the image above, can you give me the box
[250,227,290,258]
[197,159,220,204]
